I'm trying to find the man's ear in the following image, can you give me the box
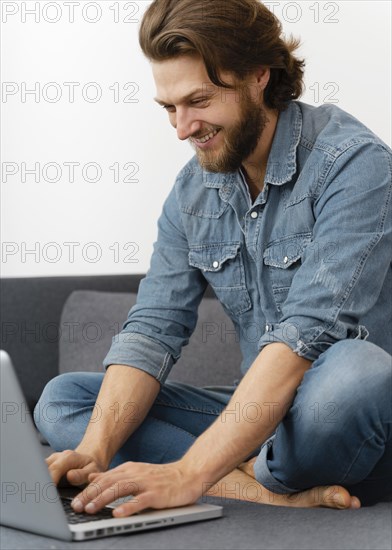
[255,66,271,91]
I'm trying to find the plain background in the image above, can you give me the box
[1,0,391,277]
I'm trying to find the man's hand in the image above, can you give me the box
[45,450,106,487]
[71,461,200,516]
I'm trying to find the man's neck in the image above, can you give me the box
[242,108,279,201]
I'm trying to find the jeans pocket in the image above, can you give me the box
[189,242,251,316]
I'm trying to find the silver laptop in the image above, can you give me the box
[0,350,223,541]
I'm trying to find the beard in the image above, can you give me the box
[191,87,269,174]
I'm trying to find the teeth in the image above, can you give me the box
[195,129,219,144]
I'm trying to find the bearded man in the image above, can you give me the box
[35,0,392,516]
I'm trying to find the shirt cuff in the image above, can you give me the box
[257,319,369,362]
[102,332,176,384]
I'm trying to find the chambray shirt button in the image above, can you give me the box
[251,211,258,219]
[265,324,270,332]
[212,261,219,269]
[283,256,289,264]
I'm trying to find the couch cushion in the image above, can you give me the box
[59,291,242,386]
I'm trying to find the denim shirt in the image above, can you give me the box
[103,100,392,384]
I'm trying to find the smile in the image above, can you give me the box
[193,129,221,144]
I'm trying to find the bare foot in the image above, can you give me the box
[205,458,361,510]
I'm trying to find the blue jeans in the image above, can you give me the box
[34,340,392,506]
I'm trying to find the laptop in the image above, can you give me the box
[0,350,223,541]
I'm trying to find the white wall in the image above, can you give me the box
[1,0,391,278]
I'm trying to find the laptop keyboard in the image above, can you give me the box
[62,497,115,524]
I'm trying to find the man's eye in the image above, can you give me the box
[162,105,175,113]
[190,98,208,106]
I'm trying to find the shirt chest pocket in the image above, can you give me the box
[189,243,252,317]
[263,233,312,313]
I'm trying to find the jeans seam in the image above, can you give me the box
[339,434,378,484]
[154,400,224,416]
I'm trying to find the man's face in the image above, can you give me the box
[152,56,268,173]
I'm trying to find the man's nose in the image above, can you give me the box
[175,108,201,141]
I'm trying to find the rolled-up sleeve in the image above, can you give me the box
[258,141,392,361]
[103,182,207,383]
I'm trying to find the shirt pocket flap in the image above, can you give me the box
[189,243,241,272]
[263,233,312,269]
[188,242,251,316]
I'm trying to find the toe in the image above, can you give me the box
[350,496,361,509]
[320,485,353,509]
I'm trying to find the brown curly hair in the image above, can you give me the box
[139,0,305,112]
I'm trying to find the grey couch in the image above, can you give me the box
[1,275,391,550]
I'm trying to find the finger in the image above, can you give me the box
[48,452,88,485]
[84,481,141,514]
[66,462,102,486]
[45,450,75,468]
[72,478,140,513]
[45,452,61,466]
[87,472,103,482]
[66,469,90,486]
[112,492,152,517]
[72,472,133,511]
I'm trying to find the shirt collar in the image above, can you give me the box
[202,100,302,196]
[264,100,302,185]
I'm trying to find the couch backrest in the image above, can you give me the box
[59,290,243,387]
[1,275,144,410]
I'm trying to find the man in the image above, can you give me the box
[35,0,391,516]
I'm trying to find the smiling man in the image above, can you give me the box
[153,55,277,199]
[35,0,392,516]
[153,55,274,170]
